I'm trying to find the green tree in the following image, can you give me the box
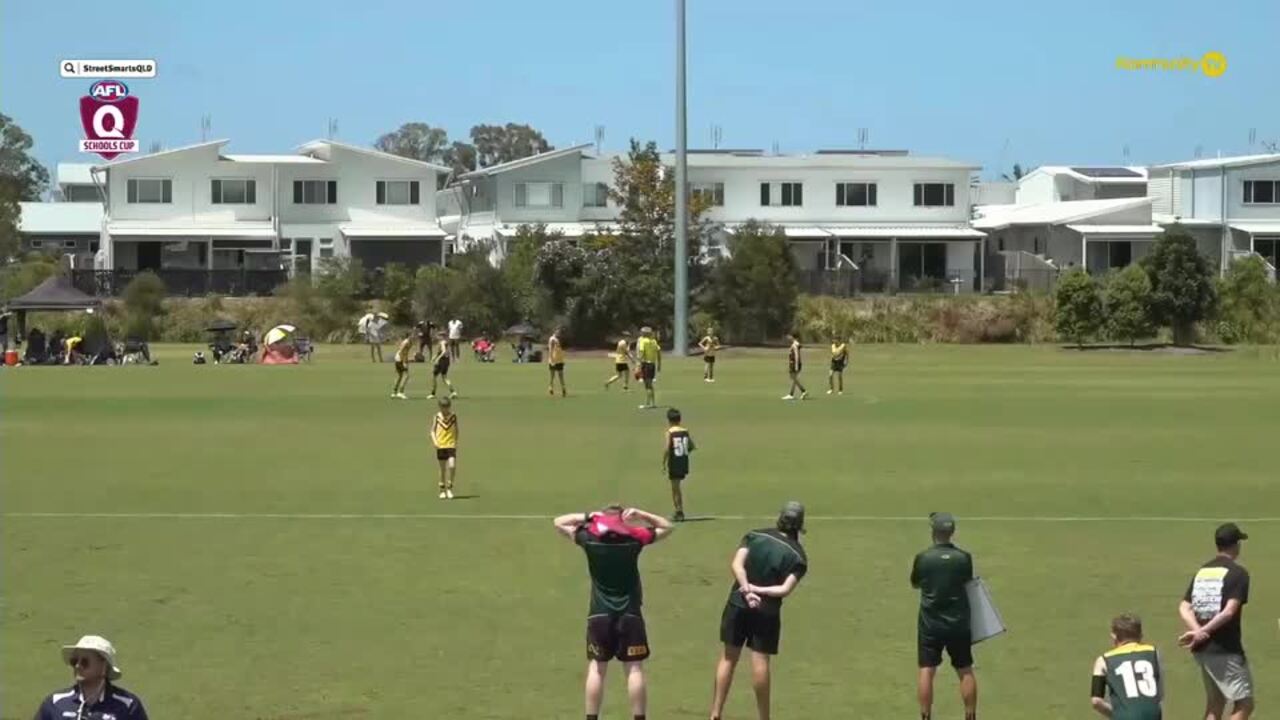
[413,264,453,322]
[0,114,52,259]
[0,253,60,301]
[503,224,560,325]
[374,122,450,164]
[1102,264,1155,345]
[704,221,798,343]
[470,123,552,168]
[443,141,477,178]
[122,271,166,339]
[1054,268,1102,348]
[1216,255,1279,344]
[1141,228,1217,345]
[381,262,415,326]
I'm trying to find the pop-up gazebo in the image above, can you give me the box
[5,275,101,336]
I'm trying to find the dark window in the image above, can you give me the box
[127,178,171,203]
[327,180,337,204]
[762,182,803,207]
[212,179,255,204]
[294,180,336,204]
[914,183,955,207]
[760,183,770,206]
[410,181,420,205]
[1244,180,1279,204]
[836,182,877,207]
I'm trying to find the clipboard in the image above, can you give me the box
[967,577,1007,643]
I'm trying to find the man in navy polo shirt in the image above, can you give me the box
[33,635,149,720]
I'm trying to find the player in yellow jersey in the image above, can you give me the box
[604,331,635,391]
[431,397,459,499]
[391,331,413,399]
[428,332,458,400]
[547,327,568,397]
[827,337,848,396]
[698,328,721,383]
[636,326,662,409]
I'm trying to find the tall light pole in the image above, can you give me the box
[673,0,689,356]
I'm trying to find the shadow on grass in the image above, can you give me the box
[1059,343,1232,354]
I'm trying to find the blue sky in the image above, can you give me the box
[3,0,1277,182]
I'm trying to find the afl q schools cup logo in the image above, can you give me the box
[79,80,140,160]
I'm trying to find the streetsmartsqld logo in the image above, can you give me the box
[1116,51,1227,78]
[79,79,140,160]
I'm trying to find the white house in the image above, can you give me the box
[92,139,448,292]
[1148,153,1280,273]
[440,147,985,292]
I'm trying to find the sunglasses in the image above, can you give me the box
[69,655,98,669]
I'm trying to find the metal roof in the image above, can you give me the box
[459,144,595,180]
[222,154,326,164]
[56,163,96,186]
[658,153,979,170]
[340,222,447,238]
[1022,166,1148,184]
[1065,224,1165,235]
[1152,153,1280,171]
[92,139,229,170]
[106,220,275,238]
[298,139,451,173]
[17,202,103,235]
[972,198,1152,230]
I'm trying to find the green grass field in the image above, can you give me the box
[2,344,1277,719]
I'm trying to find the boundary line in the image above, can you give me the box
[5,512,1279,522]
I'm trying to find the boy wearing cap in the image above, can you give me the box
[709,502,809,720]
[1178,523,1254,720]
[553,505,675,720]
[910,512,977,720]
[34,635,148,719]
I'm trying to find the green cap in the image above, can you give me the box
[929,512,956,532]
[778,501,806,533]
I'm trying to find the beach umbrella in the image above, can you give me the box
[264,324,296,346]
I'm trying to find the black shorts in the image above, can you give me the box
[704,355,716,365]
[918,629,973,669]
[615,363,629,373]
[436,448,456,461]
[668,469,688,482]
[720,603,781,655]
[640,362,656,381]
[830,359,846,372]
[789,363,801,374]
[587,613,650,662]
[433,362,450,377]
[550,362,565,372]
[395,360,408,373]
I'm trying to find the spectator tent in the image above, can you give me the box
[5,275,101,335]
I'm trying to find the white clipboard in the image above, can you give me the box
[967,577,1007,643]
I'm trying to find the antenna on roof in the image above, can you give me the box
[200,114,212,142]
[1194,145,1204,159]
[1248,128,1257,150]
[857,128,868,150]
[594,125,605,153]
[327,118,339,140]
[710,124,722,149]
[148,140,162,154]
[771,140,780,155]
[1122,144,1131,163]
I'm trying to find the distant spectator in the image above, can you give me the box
[448,318,463,360]
[64,335,84,365]
[33,635,148,720]
[0,310,10,352]
[415,320,435,361]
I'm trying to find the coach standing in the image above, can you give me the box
[910,512,977,720]
[32,635,148,719]
[1178,523,1254,720]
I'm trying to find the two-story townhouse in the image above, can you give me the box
[1148,153,1280,273]
[91,139,448,293]
[973,165,1162,287]
[440,147,986,292]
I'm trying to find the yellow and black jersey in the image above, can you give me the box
[431,412,458,449]
[548,335,565,365]
[613,339,631,365]
[394,338,413,364]
[699,335,720,357]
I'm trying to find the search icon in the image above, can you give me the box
[61,61,78,76]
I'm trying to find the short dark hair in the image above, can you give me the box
[602,504,624,515]
[1110,613,1143,642]
[667,408,681,424]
